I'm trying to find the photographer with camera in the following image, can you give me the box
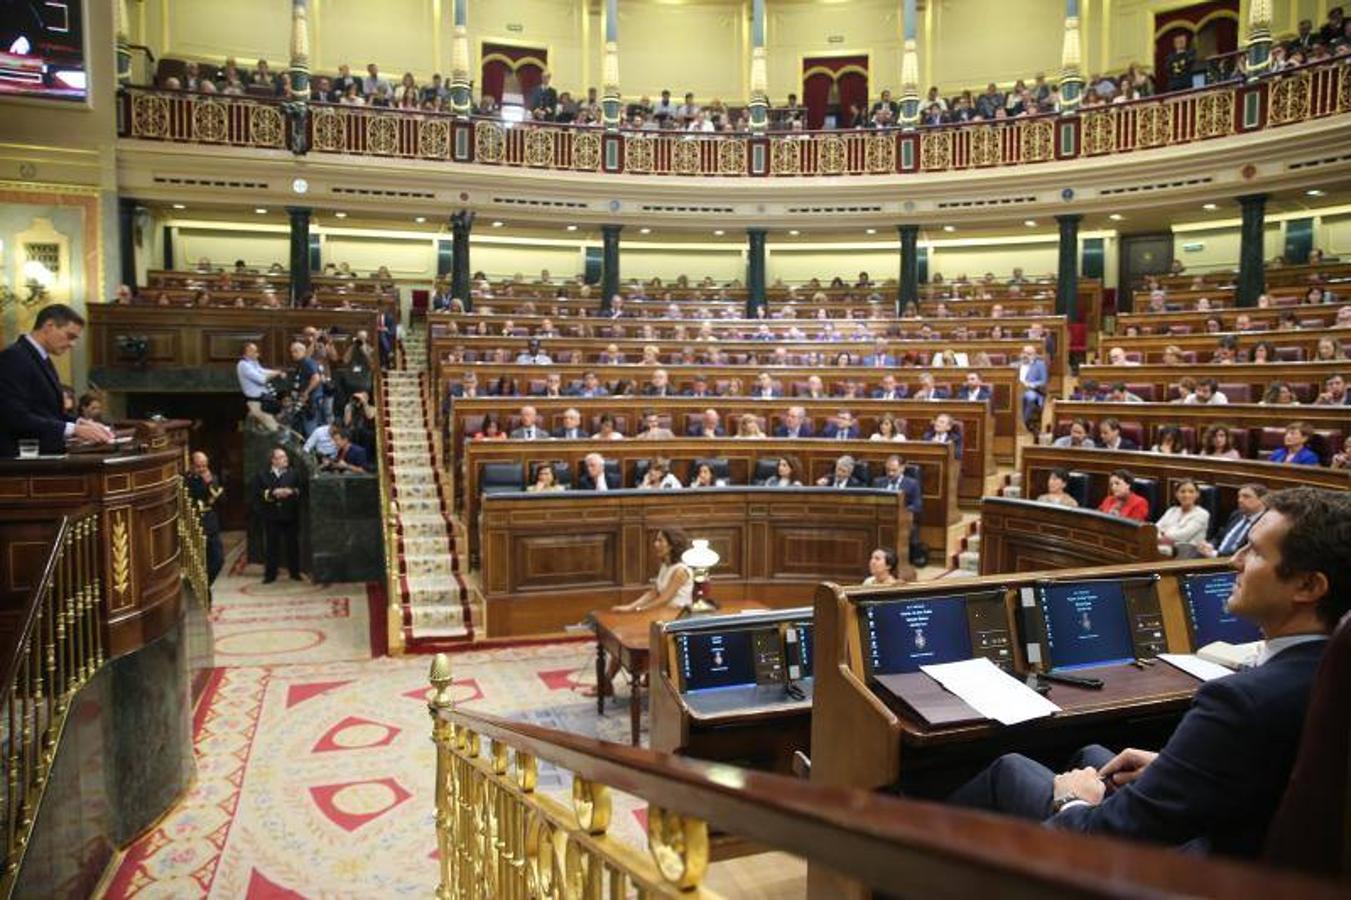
[236,341,285,432]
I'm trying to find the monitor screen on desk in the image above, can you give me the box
[860,595,974,675]
[1038,580,1136,671]
[787,620,813,678]
[1182,571,1261,647]
[677,630,757,692]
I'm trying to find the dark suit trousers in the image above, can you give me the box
[206,532,225,584]
[264,519,300,579]
[948,745,1115,820]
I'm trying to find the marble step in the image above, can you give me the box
[393,482,442,500]
[391,469,437,485]
[965,534,981,552]
[1002,486,1024,499]
[1008,473,1024,487]
[958,550,981,572]
[397,497,446,515]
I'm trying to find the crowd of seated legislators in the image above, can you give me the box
[1097,332,1349,368]
[1047,405,1347,468]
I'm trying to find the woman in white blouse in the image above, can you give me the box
[638,458,682,490]
[1156,479,1211,557]
[870,413,908,442]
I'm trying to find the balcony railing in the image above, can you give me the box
[118,60,1350,177]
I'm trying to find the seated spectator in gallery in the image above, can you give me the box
[1036,467,1079,508]
[643,368,674,397]
[689,462,727,488]
[1315,372,1349,405]
[639,458,682,490]
[578,452,613,490]
[1097,417,1138,451]
[1268,421,1321,465]
[870,413,908,442]
[763,456,802,487]
[1192,425,1239,460]
[752,372,782,399]
[862,547,904,587]
[824,410,861,440]
[1155,478,1210,556]
[923,413,962,456]
[635,410,675,441]
[509,406,547,440]
[872,373,908,400]
[1196,483,1268,558]
[912,372,949,402]
[716,413,759,440]
[688,408,724,438]
[817,454,864,488]
[957,372,991,403]
[1151,425,1189,454]
[552,408,586,440]
[1097,469,1150,521]
[472,413,507,441]
[1053,418,1096,449]
[774,406,814,438]
[569,371,610,398]
[592,414,625,441]
[1183,378,1229,405]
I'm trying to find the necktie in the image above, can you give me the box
[838,430,847,440]
[1218,517,1250,555]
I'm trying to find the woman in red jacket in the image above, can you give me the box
[1097,468,1150,521]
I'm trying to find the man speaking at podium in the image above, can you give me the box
[0,304,115,457]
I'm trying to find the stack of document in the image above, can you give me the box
[920,658,1061,725]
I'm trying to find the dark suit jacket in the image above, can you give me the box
[1107,436,1140,451]
[923,429,963,457]
[642,385,673,396]
[552,426,585,439]
[686,424,726,437]
[1212,509,1247,546]
[915,388,951,401]
[873,475,923,514]
[185,473,224,535]
[0,337,69,456]
[822,424,861,440]
[254,468,303,523]
[1052,640,1325,859]
[872,387,909,400]
[773,422,816,438]
[958,387,992,402]
[577,471,614,491]
[336,442,371,471]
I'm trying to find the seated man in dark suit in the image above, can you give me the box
[321,425,371,473]
[0,303,114,456]
[531,372,566,398]
[552,407,586,440]
[957,372,991,403]
[684,374,718,398]
[687,408,725,438]
[1098,417,1139,451]
[872,373,908,401]
[822,409,861,440]
[751,372,782,399]
[577,452,613,490]
[815,454,864,488]
[950,487,1348,860]
[912,372,950,402]
[568,371,611,398]
[923,413,963,457]
[873,454,926,564]
[642,368,674,397]
[773,406,815,438]
[1197,483,1268,558]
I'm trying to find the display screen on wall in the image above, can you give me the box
[0,1,86,102]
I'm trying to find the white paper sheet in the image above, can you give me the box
[1157,653,1235,682]
[920,657,1062,726]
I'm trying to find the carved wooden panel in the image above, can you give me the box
[511,533,617,592]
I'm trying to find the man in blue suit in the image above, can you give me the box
[1018,343,1049,432]
[0,304,114,456]
[872,373,908,400]
[773,406,815,438]
[862,339,895,368]
[822,409,861,440]
[950,487,1347,860]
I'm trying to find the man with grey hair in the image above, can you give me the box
[510,405,545,440]
[817,454,862,488]
[579,452,611,490]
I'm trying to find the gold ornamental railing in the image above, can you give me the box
[177,483,210,606]
[374,369,404,654]
[1,512,103,895]
[119,59,1351,177]
[425,653,1348,900]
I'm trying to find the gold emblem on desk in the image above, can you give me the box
[110,509,131,603]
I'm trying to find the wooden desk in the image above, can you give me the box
[978,496,1162,575]
[1070,361,1346,405]
[592,600,767,746]
[1098,326,1347,366]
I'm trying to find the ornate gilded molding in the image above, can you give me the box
[969,125,1001,167]
[1019,119,1054,163]
[1082,111,1115,155]
[920,130,952,170]
[770,137,801,175]
[474,120,505,163]
[572,130,602,170]
[1270,72,1311,125]
[1194,89,1235,139]
[625,135,654,173]
[109,508,131,604]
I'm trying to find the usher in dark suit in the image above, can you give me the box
[950,640,1326,858]
[254,465,303,580]
[0,336,70,457]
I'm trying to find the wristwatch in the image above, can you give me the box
[1051,790,1080,814]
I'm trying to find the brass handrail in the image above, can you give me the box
[177,483,210,606]
[1,511,102,895]
[426,653,1346,900]
[373,365,404,653]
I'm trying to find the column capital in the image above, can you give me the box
[1054,213,1083,224]
[601,223,624,236]
[285,205,313,217]
[1236,192,1270,206]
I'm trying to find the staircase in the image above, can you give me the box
[381,326,474,647]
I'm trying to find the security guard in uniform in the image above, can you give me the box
[186,450,225,584]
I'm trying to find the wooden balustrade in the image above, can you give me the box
[479,486,911,637]
[978,496,1162,575]
[461,436,959,559]
[1141,261,1351,293]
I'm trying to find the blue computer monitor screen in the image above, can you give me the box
[789,622,813,676]
[1039,580,1135,670]
[861,596,974,675]
[677,630,756,692]
[1183,572,1261,646]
